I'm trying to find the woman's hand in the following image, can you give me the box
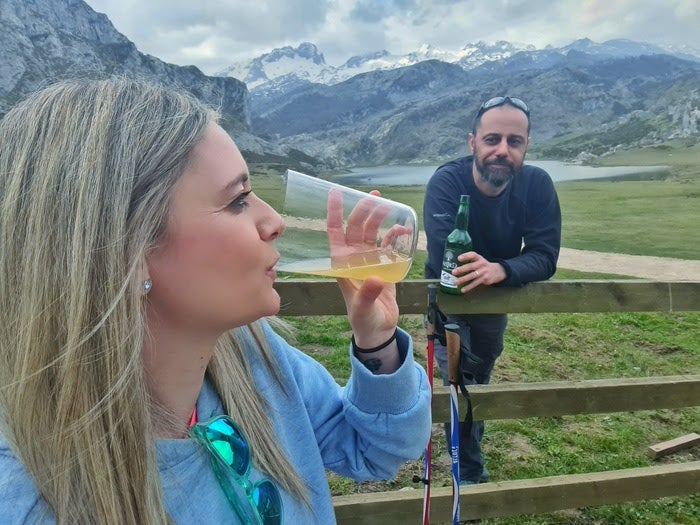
[336,276,398,349]
[326,188,399,347]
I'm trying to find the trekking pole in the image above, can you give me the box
[445,323,461,525]
[414,284,438,524]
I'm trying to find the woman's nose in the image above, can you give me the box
[257,197,285,240]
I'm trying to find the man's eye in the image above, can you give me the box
[227,190,252,212]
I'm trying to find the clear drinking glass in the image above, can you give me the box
[276,170,418,282]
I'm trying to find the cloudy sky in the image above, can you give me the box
[84,0,699,74]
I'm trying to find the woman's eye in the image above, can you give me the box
[227,190,252,212]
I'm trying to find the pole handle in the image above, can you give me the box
[444,323,460,385]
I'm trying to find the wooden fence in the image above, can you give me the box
[274,279,700,523]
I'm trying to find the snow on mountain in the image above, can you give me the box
[218,41,533,90]
[218,42,330,89]
[218,39,700,93]
[457,40,537,68]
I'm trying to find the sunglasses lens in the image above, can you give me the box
[480,96,529,115]
[253,480,283,525]
[206,418,250,477]
[193,416,283,524]
[484,96,506,109]
[509,97,529,113]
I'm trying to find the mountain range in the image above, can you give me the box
[1,0,699,171]
[218,40,540,89]
[223,40,700,167]
[219,39,700,92]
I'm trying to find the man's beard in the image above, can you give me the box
[474,157,519,190]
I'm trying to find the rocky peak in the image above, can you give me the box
[8,0,127,44]
[0,0,249,130]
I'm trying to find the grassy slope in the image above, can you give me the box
[250,142,700,524]
[556,143,700,260]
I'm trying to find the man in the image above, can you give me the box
[423,96,561,484]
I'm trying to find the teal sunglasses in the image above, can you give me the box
[189,415,283,525]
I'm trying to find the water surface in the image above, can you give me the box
[333,161,669,186]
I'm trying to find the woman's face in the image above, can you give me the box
[146,123,285,333]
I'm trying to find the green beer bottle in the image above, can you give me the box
[439,194,472,295]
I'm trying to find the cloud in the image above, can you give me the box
[350,0,417,23]
[87,0,330,70]
[85,0,700,73]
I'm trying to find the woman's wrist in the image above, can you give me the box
[351,328,397,354]
[351,329,401,374]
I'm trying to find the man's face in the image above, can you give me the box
[469,105,530,195]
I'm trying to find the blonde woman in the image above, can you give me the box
[0,78,431,524]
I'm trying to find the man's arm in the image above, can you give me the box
[499,172,561,286]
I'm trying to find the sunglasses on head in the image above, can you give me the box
[476,96,530,118]
[189,415,283,525]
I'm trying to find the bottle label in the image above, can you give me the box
[440,248,460,288]
[440,270,458,288]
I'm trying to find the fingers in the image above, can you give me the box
[457,271,483,293]
[451,259,508,292]
[380,224,414,249]
[346,196,391,246]
[361,203,392,244]
[326,188,346,248]
[331,188,397,249]
[355,275,386,305]
[452,252,483,292]
[336,275,385,304]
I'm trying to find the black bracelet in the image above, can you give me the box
[351,329,398,354]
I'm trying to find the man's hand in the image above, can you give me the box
[451,251,507,293]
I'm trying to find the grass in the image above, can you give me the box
[556,143,700,259]
[251,142,700,524]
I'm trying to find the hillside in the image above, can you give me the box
[250,54,700,166]
[0,0,248,131]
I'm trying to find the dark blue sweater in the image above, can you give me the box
[423,156,561,287]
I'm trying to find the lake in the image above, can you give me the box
[332,160,670,186]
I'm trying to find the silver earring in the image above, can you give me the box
[143,279,152,293]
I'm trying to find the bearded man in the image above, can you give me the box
[423,96,561,485]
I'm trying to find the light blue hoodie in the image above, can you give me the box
[0,322,431,524]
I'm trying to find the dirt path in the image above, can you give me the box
[557,247,700,281]
[416,233,700,281]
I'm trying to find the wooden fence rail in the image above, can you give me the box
[275,279,700,316]
[431,375,700,422]
[333,461,700,524]
[273,279,700,523]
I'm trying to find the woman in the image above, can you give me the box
[0,78,431,524]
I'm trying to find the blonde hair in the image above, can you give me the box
[0,77,307,524]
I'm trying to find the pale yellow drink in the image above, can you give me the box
[278,253,412,282]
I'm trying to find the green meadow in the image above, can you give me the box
[250,141,699,524]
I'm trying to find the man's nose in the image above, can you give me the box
[493,138,509,156]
